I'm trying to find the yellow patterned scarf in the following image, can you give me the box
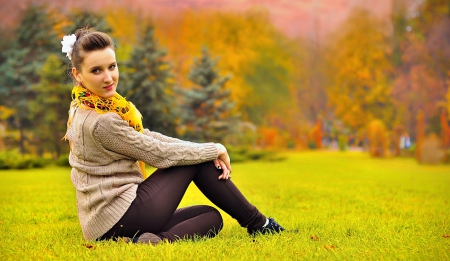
[68,85,147,178]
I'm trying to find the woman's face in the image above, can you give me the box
[72,48,118,98]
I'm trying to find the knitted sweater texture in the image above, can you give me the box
[65,108,218,241]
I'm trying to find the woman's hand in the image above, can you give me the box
[214,143,232,180]
[214,159,231,180]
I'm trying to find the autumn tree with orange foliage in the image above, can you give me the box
[392,0,450,142]
[325,9,395,133]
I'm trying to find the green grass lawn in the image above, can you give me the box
[1,151,449,260]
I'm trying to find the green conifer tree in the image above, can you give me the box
[64,10,113,35]
[120,25,178,137]
[0,4,59,154]
[30,54,72,158]
[180,47,238,142]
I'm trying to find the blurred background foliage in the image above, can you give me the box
[0,0,449,168]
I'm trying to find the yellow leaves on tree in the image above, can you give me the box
[0,106,16,121]
[326,9,394,131]
[104,8,142,62]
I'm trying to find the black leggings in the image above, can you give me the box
[99,161,266,242]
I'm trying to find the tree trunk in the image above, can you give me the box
[19,125,25,155]
[415,111,425,163]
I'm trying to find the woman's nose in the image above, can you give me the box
[104,71,112,82]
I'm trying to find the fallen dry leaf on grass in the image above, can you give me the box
[443,234,450,238]
[310,235,319,241]
[324,245,335,250]
[83,243,96,249]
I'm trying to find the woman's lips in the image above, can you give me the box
[104,84,114,90]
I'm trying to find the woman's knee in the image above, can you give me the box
[208,206,222,222]
[203,206,223,237]
[179,205,223,229]
[199,205,223,228]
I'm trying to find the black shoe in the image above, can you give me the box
[248,217,285,235]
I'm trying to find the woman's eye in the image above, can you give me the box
[92,69,100,74]
[109,64,117,70]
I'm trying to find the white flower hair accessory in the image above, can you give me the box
[61,34,77,60]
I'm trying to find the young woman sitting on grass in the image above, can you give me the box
[62,27,284,245]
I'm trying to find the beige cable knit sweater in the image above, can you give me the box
[65,108,218,241]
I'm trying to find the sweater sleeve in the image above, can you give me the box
[93,113,218,169]
[143,129,192,144]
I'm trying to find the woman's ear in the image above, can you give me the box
[72,68,81,82]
